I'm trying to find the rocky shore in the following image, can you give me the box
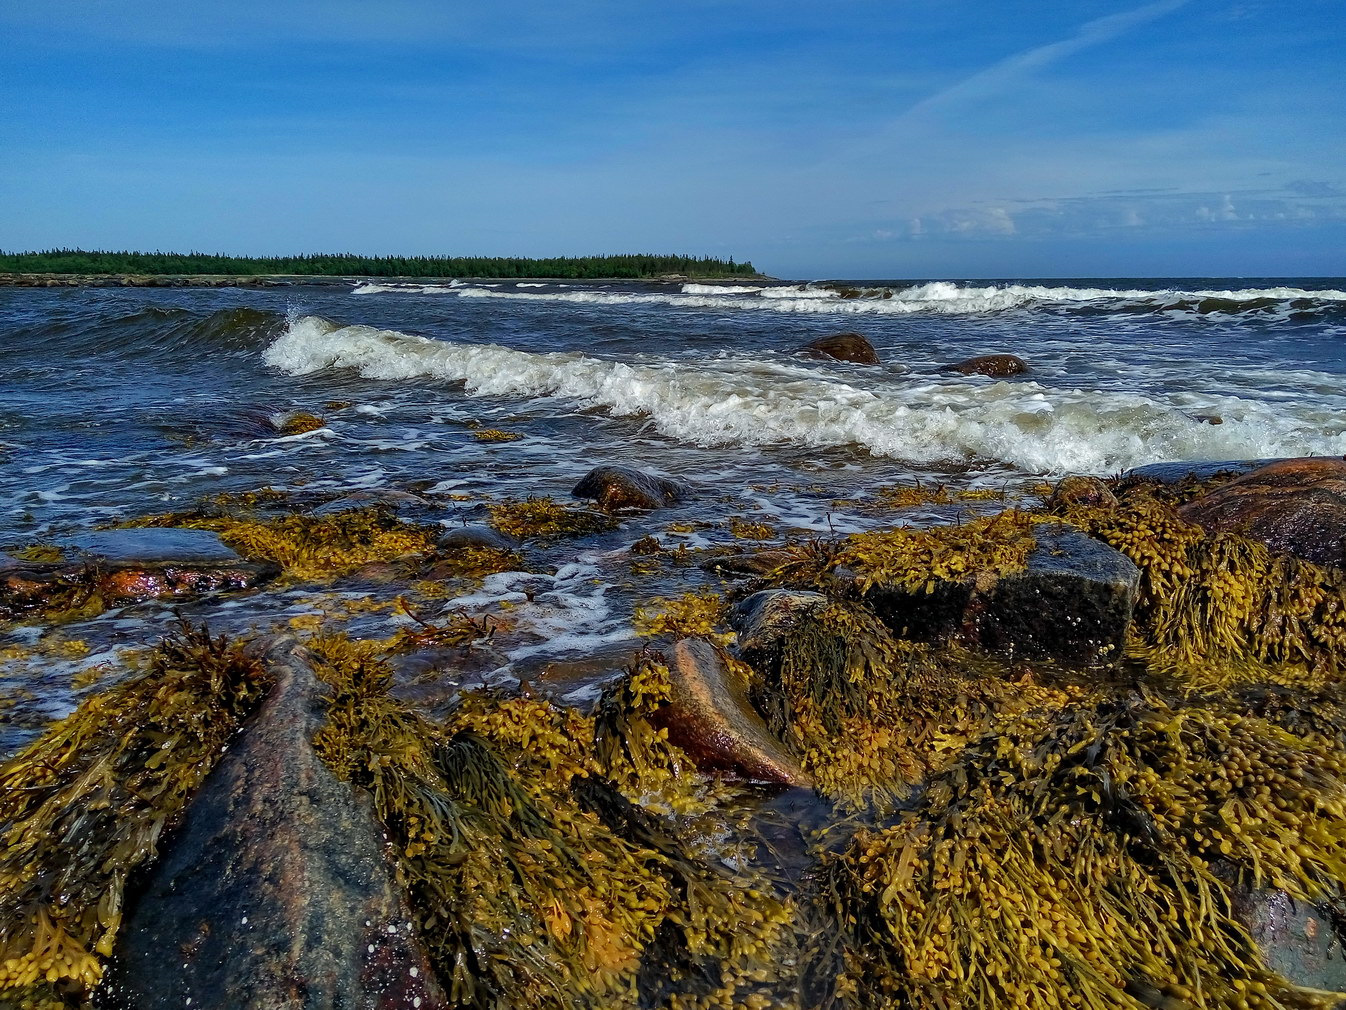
[6,455,1346,1009]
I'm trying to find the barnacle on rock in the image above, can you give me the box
[0,625,269,1008]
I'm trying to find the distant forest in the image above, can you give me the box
[0,249,759,279]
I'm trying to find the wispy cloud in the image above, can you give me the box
[896,0,1192,124]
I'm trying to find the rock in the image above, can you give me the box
[1043,475,1118,512]
[649,638,811,788]
[1177,457,1346,567]
[435,524,520,552]
[1230,886,1346,995]
[0,529,278,620]
[110,638,446,1010]
[729,590,829,656]
[857,524,1140,665]
[1192,414,1224,425]
[944,354,1029,377]
[573,465,686,512]
[310,489,434,517]
[700,549,796,578]
[1119,459,1279,485]
[798,332,880,365]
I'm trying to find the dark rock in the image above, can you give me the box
[649,638,811,788]
[798,332,880,365]
[573,465,686,512]
[729,590,829,656]
[111,638,446,1010]
[1118,458,1281,485]
[1230,886,1346,995]
[857,524,1140,665]
[700,549,795,577]
[944,354,1029,377]
[435,524,520,552]
[310,489,434,517]
[1177,456,1346,567]
[0,529,278,619]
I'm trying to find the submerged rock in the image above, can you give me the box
[855,523,1140,665]
[649,638,811,788]
[0,528,278,619]
[943,353,1029,377]
[798,332,881,365]
[573,465,686,511]
[435,523,521,552]
[1177,456,1346,567]
[309,489,433,517]
[110,637,445,1010]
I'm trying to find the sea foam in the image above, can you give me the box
[263,315,1346,474]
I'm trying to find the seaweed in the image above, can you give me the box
[633,591,732,645]
[485,498,614,542]
[0,625,269,1009]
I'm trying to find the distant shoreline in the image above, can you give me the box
[0,272,776,289]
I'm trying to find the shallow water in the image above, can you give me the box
[3,276,1345,754]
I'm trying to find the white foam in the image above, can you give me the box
[680,283,763,295]
[263,315,1346,474]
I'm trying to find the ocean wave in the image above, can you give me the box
[262,314,1346,473]
[14,305,285,359]
[354,278,1346,318]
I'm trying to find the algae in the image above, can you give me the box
[486,498,614,542]
[0,625,269,1009]
[471,429,522,443]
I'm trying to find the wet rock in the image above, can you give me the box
[729,589,829,656]
[310,489,434,517]
[1230,886,1346,995]
[1044,475,1118,512]
[1177,456,1346,567]
[573,465,686,512]
[944,353,1029,377]
[856,524,1140,665]
[1118,458,1280,485]
[0,529,278,619]
[798,332,880,365]
[111,638,446,1010]
[700,549,795,578]
[649,638,811,788]
[1192,413,1224,425]
[436,524,520,552]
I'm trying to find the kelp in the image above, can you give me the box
[121,506,439,580]
[1056,493,1346,681]
[811,689,1346,1009]
[0,625,269,1009]
[307,635,791,1010]
[749,600,1070,810]
[486,497,614,541]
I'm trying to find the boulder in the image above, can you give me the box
[729,589,829,656]
[573,465,686,512]
[310,489,434,518]
[1230,886,1346,995]
[855,524,1140,665]
[109,638,446,1010]
[798,332,880,365]
[0,529,278,620]
[1177,457,1346,567]
[944,354,1029,377]
[435,524,520,552]
[1119,459,1279,485]
[649,638,811,788]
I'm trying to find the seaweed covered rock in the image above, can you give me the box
[943,353,1029,377]
[798,332,881,365]
[1178,457,1346,568]
[0,625,271,1009]
[573,466,687,512]
[833,516,1140,665]
[0,528,279,620]
[729,589,829,656]
[647,638,810,788]
[486,497,615,540]
[110,637,444,1010]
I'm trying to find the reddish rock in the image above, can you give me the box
[648,638,811,788]
[1178,456,1346,567]
[109,638,446,1010]
[945,354,1029,377]
[798,332,880,365]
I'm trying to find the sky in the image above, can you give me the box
[1,0,1343,278]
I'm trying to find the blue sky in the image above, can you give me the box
[1,0,1343,278]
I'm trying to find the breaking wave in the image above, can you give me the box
[262,314,1346,474]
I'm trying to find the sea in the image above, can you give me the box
[3,275,1346,754]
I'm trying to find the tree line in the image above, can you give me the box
[0,249,759,279]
